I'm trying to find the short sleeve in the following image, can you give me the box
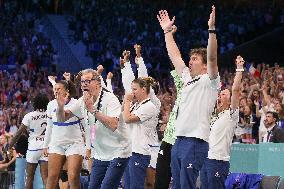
[21,113,30,128]
[230,108,239,122]
[209,74,221,91]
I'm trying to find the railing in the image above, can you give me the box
[0,171,15,189]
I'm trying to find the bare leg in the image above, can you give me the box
[46,153,66,189]
[39,161,48,187]
[66,155,83,189]
[25,163,38,189]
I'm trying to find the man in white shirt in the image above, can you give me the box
[200,56,244,189]
[157,6,220,189]
[57,69,131,189]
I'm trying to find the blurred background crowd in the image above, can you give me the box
[0,0,284,186]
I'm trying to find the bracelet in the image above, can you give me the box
[208,29,216,34]
[236,68,244,72]
[164,27,173,34]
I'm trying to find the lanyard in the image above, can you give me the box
[130,99,151,113]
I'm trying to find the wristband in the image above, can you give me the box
[236,68,244,72]
[208,29,216,34]
[164,27,173,34]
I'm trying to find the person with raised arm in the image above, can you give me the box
[200,56,244,189]
[157,6,220,189]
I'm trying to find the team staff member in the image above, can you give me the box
[123,77,160,189]
[58,69,131,189]
[157,6,220,189]
[10,94,49,189]
[200,56,244,189]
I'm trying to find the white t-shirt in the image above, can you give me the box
[69,89,131,161]
[127,98,160,156]
[22,110,47,150]
[175,67,220,142]
[43,98,85,148]
[208,108,239,161]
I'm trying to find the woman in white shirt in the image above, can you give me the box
[10,93,49,189]
[43,80,90,189]
[123,77,160,189]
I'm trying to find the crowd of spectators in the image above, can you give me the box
[0,1,284,187]
[68,0,284,71]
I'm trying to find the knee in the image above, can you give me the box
[48,171,60,181]
[68,171,80,184]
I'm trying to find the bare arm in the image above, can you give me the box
[231,56,244,110]
[157,10,185,75]
[207,5,218,80]
[9,124,27,148]
[262,83,271,107]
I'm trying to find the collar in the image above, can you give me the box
[137,98,151,106]
[93,88,103,107]
[267,124,276,132]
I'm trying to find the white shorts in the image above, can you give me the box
[149,145,160,169]
[26,149,48,164]
[49,143,83,156]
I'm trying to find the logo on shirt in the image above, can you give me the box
[134,162,140,166]
[159,150,164,155]
[187,163,193,169]
[116,163,122,167]
[215,172,220,177]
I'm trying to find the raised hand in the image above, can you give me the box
[83,91,94,112]
[208,5,216,30]
[134,44,141,58]
[48,76,57,82]
[63,72,71,81]
[124,93,134,102]
[107,72,113,80]
[235,55,245,69]
[122,50,130,62]
[56,90,69,108]
[157,10,175,31]
[97,65,104,75]
[120,57,126,69]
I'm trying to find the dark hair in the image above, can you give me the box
[266,111,279,122]
[56,80,77,98]
[132,77,157,94]
[189,48,207,65]
[33,93,49,111]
